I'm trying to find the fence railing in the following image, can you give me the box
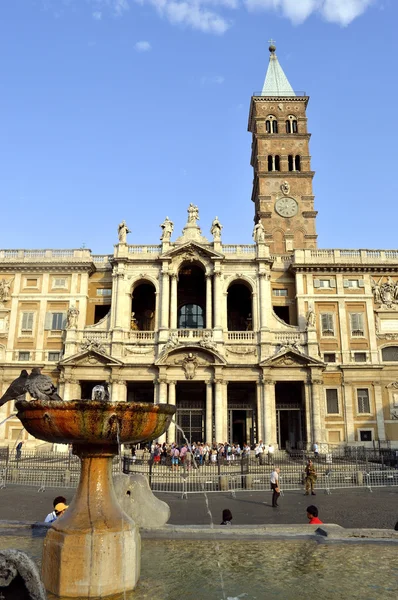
[0,448,397,493]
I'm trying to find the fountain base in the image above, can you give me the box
[41,444,140,598]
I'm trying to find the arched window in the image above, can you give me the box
[268,156,280,172]
[131,282,156,330]
[227,283,253,331]
[286,115,298,134]
[178,304,204,329]
[295,155,301,171]
[266,115,278,134]
[382,346,398,361]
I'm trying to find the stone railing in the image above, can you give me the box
[176,329,209,340]
[128,331,156,342]
[0,249,92,262]
[226,331,256,342]
[92,255,112,264]
[294,249,398,264]
[222,245,256,256]
[82,330,112,342]
[272,331,304,345]
[127,245,161,255]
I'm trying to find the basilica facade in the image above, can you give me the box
[1,45,398,449]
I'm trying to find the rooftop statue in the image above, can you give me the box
[160,216,174,242]
[210,216,223,241]
[117,220,131,244]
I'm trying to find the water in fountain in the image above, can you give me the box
[172,419,227,600]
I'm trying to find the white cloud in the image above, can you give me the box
[144,0,231,34]
[135,40,152,51]
[244,0,376,26]
[92,10,103,19]
[200,74,225,84]
[89,0,130,17]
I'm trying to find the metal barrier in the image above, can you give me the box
[0,448,397,494]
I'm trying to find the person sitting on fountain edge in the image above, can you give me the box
[220,509,232,525]
[44,496,67,524]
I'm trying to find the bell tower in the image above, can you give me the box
[248,43,317,254]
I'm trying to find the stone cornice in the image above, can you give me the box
[0,263,94,274]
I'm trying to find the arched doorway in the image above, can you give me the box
[131,281,156,330]
[227,281,253,331]
[177,264,206,329]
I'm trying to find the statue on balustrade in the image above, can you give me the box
[160,216,174,242]
[66,305,79,329]
[252,222,265,243]
[210,216,223,241]
[117,220,131,244]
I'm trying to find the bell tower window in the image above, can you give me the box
[288,155,301,172]
[268,155,280,172]
[286,115,298,134]
[266,115,278,134]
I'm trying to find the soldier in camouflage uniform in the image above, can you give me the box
[304,459,317,495]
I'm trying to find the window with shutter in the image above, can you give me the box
[21,312,34,332]
[319,279,331,288]
[326,389,339,414]
[18,351,30,361]
[321,313,334,336]
[350,313,364,336]
[357,389,370,413]
[313,279,320,288]
[51,313,64,330]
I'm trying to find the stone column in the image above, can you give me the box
[157,379,168,444]
[169,274,178,330]
[63,378,81,402]
[214,379,224,442]
[304,382,312,450]
[373,382,386,441]
[222,380,228,441]
[206,275,213,330]
[167,381,176,443]
[205,380,213,443]
[342,380,355,443]
[263,380,276,445]
[213,271,222,330]
[111,380,127,403]
[310,378,323,443]
[251,291,258,331]
[256,380,264,442]
[259,272,268,329]
[160,270,170,329]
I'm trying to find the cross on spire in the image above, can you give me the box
[268,38,276,46]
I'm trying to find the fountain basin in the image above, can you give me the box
[15,399,175,445]
[14,400,176,598]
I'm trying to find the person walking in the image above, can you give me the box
[305,459,317,495]
[267,443,275,465]
[270,467,280,507]
[313,442,319,459]
[15,441,23,461]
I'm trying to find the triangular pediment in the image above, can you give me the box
[156,345,226,366]
[60,348,123,367]
[161,241,224,261]
[260,346,325,368]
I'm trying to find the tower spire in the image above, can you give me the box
[262,43,295,97]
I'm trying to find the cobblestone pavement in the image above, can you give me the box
[0,485,397,529]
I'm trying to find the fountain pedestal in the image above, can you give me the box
[16,399,175,599]
[42,444,140,598]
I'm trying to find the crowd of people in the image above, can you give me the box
[142,440,277,468]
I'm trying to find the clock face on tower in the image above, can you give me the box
[275,197,298,218]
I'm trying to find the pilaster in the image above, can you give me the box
[263,379,276,445]
[167,381,176,443]
[205,380,213,443]
[373,382,386,441]
[169,274,178,330]
[206,275,213,330]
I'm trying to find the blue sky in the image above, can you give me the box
[0,0,396,253]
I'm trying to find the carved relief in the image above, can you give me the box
[182,353,198,379]
[125,345,154,355]
[0,279,12,304]
[162,332,179,353]
[80,339,105,354]
[199,331,217,351]
[225,346,256,356]
[372,276,398,309]
[280,181,290,196]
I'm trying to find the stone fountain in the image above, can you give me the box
[15,399,175,599]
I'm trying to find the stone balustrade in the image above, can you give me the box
[0,249,92,262]
[128,331,156,342]
[226,331,256,342]
[294,249,398,264]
